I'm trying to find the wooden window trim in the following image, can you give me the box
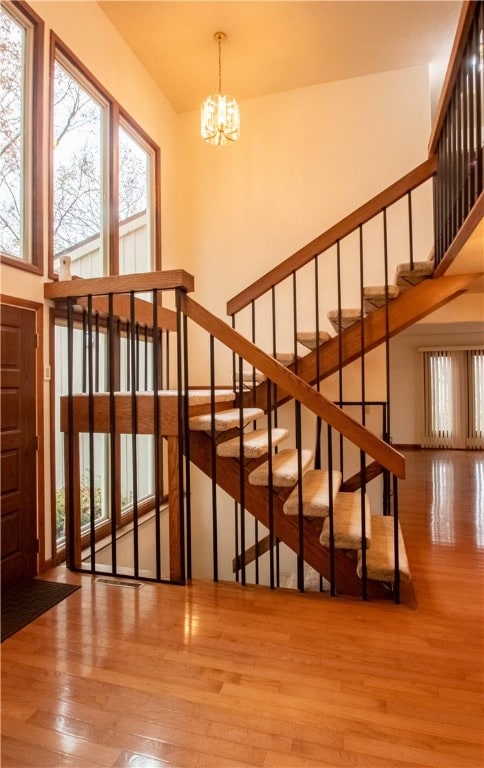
[48,33,162,279]
[0,1,44,274]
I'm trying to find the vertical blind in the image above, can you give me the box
[422,348,484,450]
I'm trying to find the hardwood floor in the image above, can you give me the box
[2,450,483,768]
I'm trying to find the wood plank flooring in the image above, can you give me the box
[2,450,483,768]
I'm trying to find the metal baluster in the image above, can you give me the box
[327,425,335,596]
[66,297,75,569]
[152,291,161,580]
[87,294,96,571]
[129,293,139,578]
[393,475,400,604]
[267,381,274,589]
[108,293,117,576]
[360,449,367,601]
[210,335,218,582]
[238,355,246,586]
[314,255,322,470]
[295,400,304,592]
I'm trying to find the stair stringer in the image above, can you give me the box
[188,430,391,599]
[243,273,482,410]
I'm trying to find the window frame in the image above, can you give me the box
[49,34,162,563]
[48,34,161,279]
[0,0,43,274]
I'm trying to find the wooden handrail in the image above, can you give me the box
[226,157,437,316]
[182,294,405,478]
[428,2,478,156]
[44,269,194,300]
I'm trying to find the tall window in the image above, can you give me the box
[53,57,107,277]
[422,348,484,449]
[50,39,160,278]
[50,37,161,561]
[118,123,154,275]
[0,1,42,270]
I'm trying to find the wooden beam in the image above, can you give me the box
[44,269,194,300]
[433,193,484,278]
[232,534,273,573]
[340,461,384,493]
[167,436,183,583]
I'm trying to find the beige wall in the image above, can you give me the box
[175,64,434,320]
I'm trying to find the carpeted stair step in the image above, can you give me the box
[363,284,399,312]
[248,448,314,488]
[189,407,263,432]
[327,308,364,332]
[217,428,289,458]
[233,370,266,390]
[296,331,332,351]
[395,260,434,291]
[283,469,342,517]
[357,514,411,583]
[275,352,297,366]
[320,492,371,549]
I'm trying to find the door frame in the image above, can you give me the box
[0,294,48,572]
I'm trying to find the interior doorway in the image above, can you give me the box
[1,303,38,592]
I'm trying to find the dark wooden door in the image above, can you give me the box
[1,304,37,592]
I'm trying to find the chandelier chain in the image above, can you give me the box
[218,35,222,94]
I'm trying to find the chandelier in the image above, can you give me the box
[201,32,240,145]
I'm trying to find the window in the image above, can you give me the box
[119,122,154,275]
[50,38,160,278]
[0,1,43,271]
[50,37,161,561]
[422,348,484,449]
[53,56,107,277]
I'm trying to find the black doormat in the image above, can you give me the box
[1,579,80,642]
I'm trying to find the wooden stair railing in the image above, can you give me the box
[181,294,405,479]
[226,157,437,316]
[242,272,482,411]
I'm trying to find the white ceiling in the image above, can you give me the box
[98,1,462,114]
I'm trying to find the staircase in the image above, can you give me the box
[190,403,411,591]
[186,253,431,597]
[46,3,482,605]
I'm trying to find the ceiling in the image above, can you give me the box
[98,1,462,114]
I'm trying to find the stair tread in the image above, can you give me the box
[217,428,289,458]
[357,515,411,583]
[248,448,314,488]
[189,407,263,432]
[327,308,364,332]
[275,352,297,365]
[363,284,400,298]
[233,370,267,389]
[296,331,332,350]
[395,261,434,290]
[320,492,371,549]
[283,469,342,517]
[327,308,363,319]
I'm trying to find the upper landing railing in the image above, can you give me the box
[429,1,483,269]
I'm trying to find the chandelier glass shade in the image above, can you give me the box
[201,32,240,145]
